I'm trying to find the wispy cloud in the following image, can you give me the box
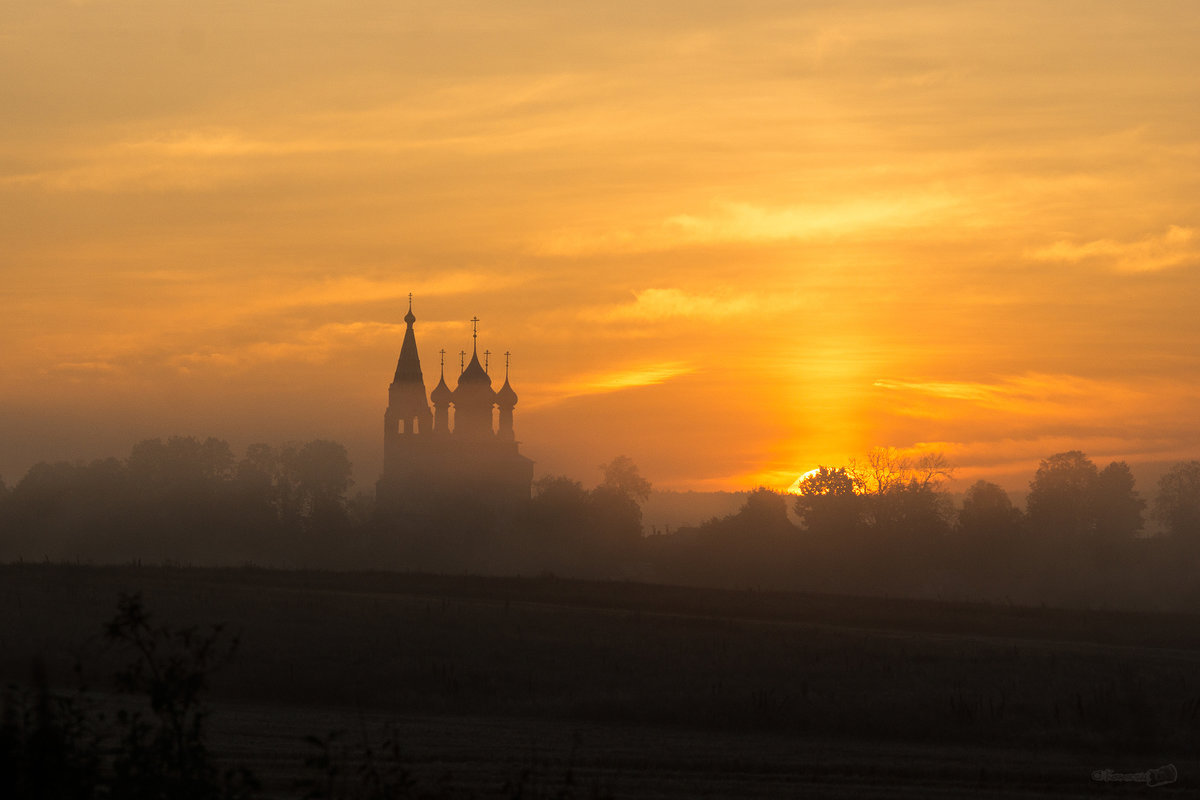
[166,321,413,373]
[588,288,794,323]
[663,197,959,243]
[873,373,1152,419]
[533,195,960,256]
[527,361,695,407]
[1028,225,1198,273]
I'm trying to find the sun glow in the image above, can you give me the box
[786,469,822,495]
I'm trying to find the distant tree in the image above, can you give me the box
[236,443,279,487]
[1092,461,1145,539]
[1026,451,1144,541]
[873,480,954,540]
[1153,460,1200,539]
[290,440,353,531]
[529,476,591,528]
[2,459,131,560]
[737,487,792,531]
[588,485,644,549]
[533,475,587,500]
[7,462,83,520]
[521,476,594,569]
[1026,451,1100,537]
[957,480,1022,537]
[837,448,954,539]
[598,455,652,503]
[849,447,907,497]
[232,441,352,533]
[911,452,955,491]
[793,467,862,535]
[128,437,234,488]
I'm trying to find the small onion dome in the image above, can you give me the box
[404,307,416,325]
[430,374,453,404]
[458,351,492,386]
[495,377,518,407]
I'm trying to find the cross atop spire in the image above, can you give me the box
[505,351,511,380]
[470,316,480,353]
[408,292,413,310]
[439,348,446,377]
[459,350,466,373]
[483,349,491,373]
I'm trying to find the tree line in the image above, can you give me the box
[5,439,1200,610]
[0,437,356,566]
[654,448,1200,609]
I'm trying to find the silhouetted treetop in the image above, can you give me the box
[1026,451,1099,537]
[957,480,1022,537]
[1093,461,1145,539]
[849,447,954,497]
[793,466,862,535]
[1026,451,1143,539]
[1153,460,1200,539]
[598,455,652,503]
[128,436,235,487]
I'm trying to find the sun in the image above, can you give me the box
[786,468,822,495]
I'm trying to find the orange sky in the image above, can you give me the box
[3,2,1199,494]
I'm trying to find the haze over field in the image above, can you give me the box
[3,2,1199,491]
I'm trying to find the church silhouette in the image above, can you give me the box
[376,299,534,512]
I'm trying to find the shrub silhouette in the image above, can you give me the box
[0,659,101,799]
[103,593,257,800]
[0,593,257,800]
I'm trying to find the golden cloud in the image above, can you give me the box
[590,288,792,322]
[534,195,961,256]
[1028,225,1198,273]
[526,361,695,407]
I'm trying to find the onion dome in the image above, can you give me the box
[457,350,492,386]
[495,377,518,407]
[430,374,453,404]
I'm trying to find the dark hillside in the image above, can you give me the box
[3,564,1198,796]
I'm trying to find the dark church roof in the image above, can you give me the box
[431,374,453,403]
[457,350,492,386]
[393,308,424,384]
[495,377,518,406]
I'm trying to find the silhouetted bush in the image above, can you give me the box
[0,593,257,800]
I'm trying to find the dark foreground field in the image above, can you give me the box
[3,564,1199,797]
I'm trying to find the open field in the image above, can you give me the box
[3,563,1199,797]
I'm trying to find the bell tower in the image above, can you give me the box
[382,297,433,477]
